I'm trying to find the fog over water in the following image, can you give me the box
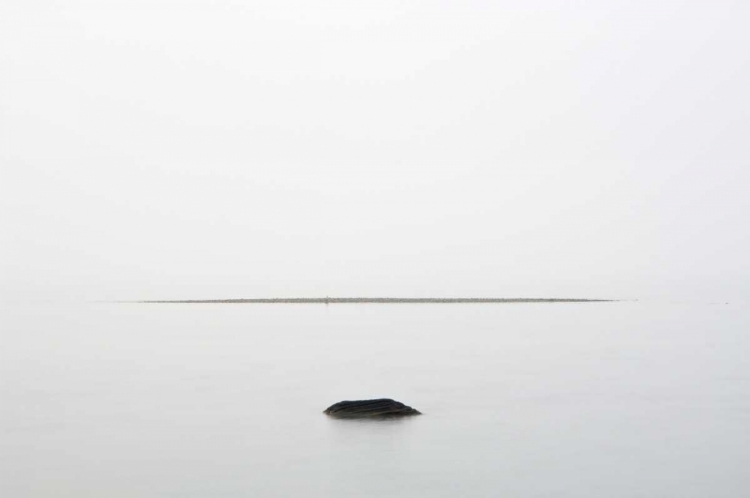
[1,2,750,497]
[1,1,749,303]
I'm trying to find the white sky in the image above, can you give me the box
[1,0,748,302]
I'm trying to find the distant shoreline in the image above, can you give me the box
[133,297,616,304]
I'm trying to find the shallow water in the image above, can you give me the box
[1,301,748,497]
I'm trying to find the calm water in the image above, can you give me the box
[2,301,748,497]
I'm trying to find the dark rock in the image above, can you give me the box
[324,398,421,419]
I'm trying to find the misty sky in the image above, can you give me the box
[1,0,748,302]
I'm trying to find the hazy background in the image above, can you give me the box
[1,0,749,303]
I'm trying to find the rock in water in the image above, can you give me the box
[324,398,421,419]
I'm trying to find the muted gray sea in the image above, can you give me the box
[2,301,748,497]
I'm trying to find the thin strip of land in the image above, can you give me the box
[136,297,615,304]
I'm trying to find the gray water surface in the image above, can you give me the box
[2,301,748,497]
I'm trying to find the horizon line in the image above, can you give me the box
[131,297,618,304]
